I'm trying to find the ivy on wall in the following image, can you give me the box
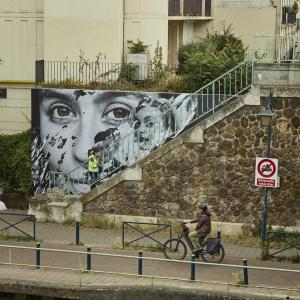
[0,130,32,195]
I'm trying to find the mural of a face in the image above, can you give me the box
[32,89,195,194]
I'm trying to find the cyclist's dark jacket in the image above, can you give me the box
[191,211,211,233]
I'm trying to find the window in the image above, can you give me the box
[0,89,7,99]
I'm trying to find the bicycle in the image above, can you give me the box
[163,223,225,263]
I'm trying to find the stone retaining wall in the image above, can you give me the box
[84,93,300,227]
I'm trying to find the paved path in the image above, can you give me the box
[0,210,299,298]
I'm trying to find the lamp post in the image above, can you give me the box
[260,91,273,257]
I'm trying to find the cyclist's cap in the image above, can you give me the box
[199,203,208,209]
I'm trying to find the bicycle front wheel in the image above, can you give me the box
[163,238,187,260]
[201,244,225,263]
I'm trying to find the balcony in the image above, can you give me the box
[168,0,212,19]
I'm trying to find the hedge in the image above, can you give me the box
[0,130,32,195]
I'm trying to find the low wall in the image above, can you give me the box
[0,278,298,300]
[83,88,300,227]
[254,63,300,87]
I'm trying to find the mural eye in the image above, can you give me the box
[102,104,132,124]
[49,104,78,123]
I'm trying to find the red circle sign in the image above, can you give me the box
[257,159,276,178]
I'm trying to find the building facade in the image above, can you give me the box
[0,0,299,133]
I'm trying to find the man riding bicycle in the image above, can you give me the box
[184,203,211,251]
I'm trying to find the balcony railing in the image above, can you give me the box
[282,6,297,25]
[168,0,211,17]
[169,0,180,16]
[184,0,202,16]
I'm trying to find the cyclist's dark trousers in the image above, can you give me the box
[197,232,209,246]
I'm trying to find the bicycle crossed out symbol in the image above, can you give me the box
[257,159,276,178]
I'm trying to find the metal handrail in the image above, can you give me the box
[47,58,255,193]
[0,243,300,273]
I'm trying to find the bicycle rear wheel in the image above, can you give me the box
[163,238,187,260]
[201,244,225,263]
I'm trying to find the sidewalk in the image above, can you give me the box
[0,209,299,297]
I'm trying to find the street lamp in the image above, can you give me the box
[260,91,273,257]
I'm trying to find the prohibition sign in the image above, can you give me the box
[257,159,276,178]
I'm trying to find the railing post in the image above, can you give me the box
[191,254,196,280]
[122,222,125,249]
[76,221,80,245]
[33,215,36,241]
[36,242,40,269]
[138,250,143,276]
[243,259,249,285]
[87,246,91,271]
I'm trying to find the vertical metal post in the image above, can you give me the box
[191,255,196,280]
[87,247,91,271]
[243,259,249,285]
[261,91,273,257]
[76,221,80,245]
[36,242,40,269]
[217,230,221,240]
[138,250,143,275]
[33,216,36,241]
[122,222,125,249]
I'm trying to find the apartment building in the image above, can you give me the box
[0,0,298,133]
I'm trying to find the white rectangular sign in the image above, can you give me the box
[255,157,278,188]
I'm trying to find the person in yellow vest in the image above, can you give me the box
[88,149,99,184]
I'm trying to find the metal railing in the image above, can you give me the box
[47,59,255,193]
[122,222,172,248]
[36,60,179,88]
[0,212,36,240]
[247,34,300,63]
[0,243,299,288]
[169,0,210,17]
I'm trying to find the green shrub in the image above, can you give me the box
[176,26,247,92]
[0,130,32,195]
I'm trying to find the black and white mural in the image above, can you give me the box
[31,89,197,194]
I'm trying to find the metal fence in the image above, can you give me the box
[0,212,36,240]
[0,243,299,289]
[247,34,300,63]
[47,59,254,193]
[36,60,179,88]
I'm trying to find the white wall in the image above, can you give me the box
[0,0,44,81]
[194,6,277,50]
[0,88,31,133]
[44,0,124,63]
[124,0,169,63]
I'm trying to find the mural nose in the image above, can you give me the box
[73,131,95,163]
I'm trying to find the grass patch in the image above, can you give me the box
[114,237,163,252]
[81,214,115,229]
[232,271,244,285]
[0,231,34,241]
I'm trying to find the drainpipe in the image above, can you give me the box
[122,0,125,63]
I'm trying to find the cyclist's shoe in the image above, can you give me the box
[192,247,203,253]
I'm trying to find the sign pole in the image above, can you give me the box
[261,91,273,258]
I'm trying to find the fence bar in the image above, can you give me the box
[75,221,80,245]
[191,255,196,280]
[87,246,91,271]
[36,242,40,269]
[138,250,143,275]
[243,259,249,285]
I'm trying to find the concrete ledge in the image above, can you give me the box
[0,276,299,300]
